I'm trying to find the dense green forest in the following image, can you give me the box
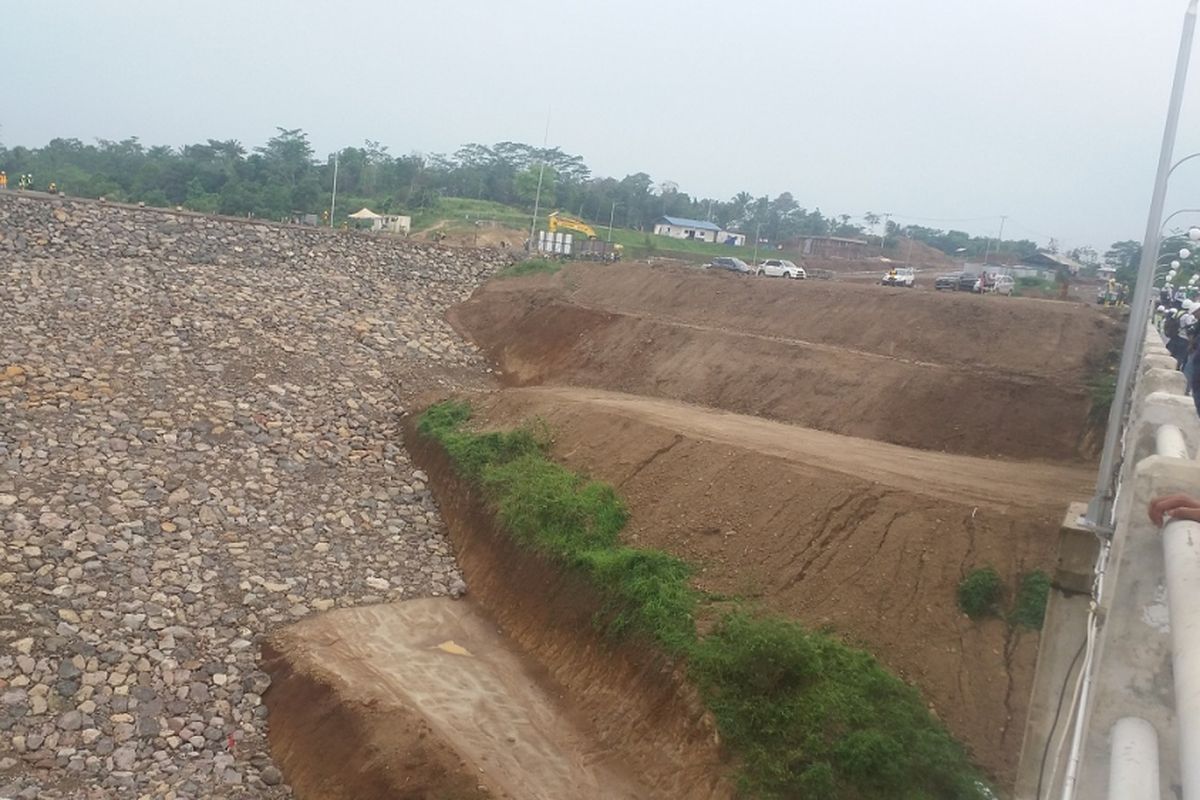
[2,127,1046,259]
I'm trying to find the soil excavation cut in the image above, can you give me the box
[263,599,662,800]
[449,262,1122,461]
[466,386,1098,786]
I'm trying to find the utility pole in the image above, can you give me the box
[329,152,339,228]
[881,212,891,255]
[753,222,762,267]
[608,201,617,243]
[528,109,552,250]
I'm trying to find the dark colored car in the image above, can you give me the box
[935,273,963,291]
[958,272,979,291]
[705,256,752,274]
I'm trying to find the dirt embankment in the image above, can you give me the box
[450,263,1121,461]
[261,422,734,799]
[469,386,1097,786]
[409,424,732,798]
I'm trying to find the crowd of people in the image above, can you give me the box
[1150,284,1200,529]
[1157,283,1200,418]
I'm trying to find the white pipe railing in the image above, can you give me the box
[1157,424,1190,459]
[1164,517,1200,796]
[1108,717,1161,800]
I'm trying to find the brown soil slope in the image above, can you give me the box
[472,386,1096,787]
[263,599,669,800]
[450,264,1121,461]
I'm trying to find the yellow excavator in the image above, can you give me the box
[541,211,622,261]
[547,212,598,239]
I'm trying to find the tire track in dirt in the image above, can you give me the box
[506,385,1093,512]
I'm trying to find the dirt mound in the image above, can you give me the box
[469,386,1095,785]
[449,264,1121,461]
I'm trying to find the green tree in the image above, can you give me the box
[514,166,555,208]
[1105,240,1143,286]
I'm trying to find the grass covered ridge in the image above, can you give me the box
[418,401,991,799]
[495,258,563,279]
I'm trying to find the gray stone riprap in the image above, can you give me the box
[0,194,510,797]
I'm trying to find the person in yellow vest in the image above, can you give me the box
[0,172,7,191]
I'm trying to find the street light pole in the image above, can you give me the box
[753,222,761,267]
[329,152,339,228]
[1086,0,1199,531]
[528,108,551,251]
[608,201,618,243]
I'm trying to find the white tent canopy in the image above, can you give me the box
[348,207,382,220]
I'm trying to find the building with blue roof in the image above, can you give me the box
[653,216,746,246]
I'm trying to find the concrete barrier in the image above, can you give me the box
[1164,518,1200,797]
[1146,353,1179,372]
[1108,717,1160,800]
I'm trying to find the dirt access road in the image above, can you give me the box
[504,386,1093,513]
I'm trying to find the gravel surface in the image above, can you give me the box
[0,229,506,798]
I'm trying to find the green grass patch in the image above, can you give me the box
[957,567,1003,619]
[1087,373,1117,425]
[419,401,990,799]
[495,258,563,278]
[1010,571,1051,630]
[410,197,532,233]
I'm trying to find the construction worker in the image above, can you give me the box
[0,172,7,191]
[48,182,58,195]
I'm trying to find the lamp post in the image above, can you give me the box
[329,152,339,228]
[1086,0,1199,533]
[608,201,619,243]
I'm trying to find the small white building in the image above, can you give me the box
[348,208,411,235]
[653,216,745,246]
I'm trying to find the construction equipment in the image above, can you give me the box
[537,211,623,261]
[547,212,598,239]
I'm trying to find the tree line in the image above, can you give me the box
[1,127,1062,258]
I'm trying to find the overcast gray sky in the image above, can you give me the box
[7,0,1200,250]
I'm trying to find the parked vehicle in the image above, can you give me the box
[757,258,806,279]
[706,256,752,274]
[973,273,1015,296]
[935,272,965,291]
[992,275,1015,296]
[881,266,915,287]
[958,272,979,291]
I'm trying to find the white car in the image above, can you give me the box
[757,259,806,279]
[973,274,1015,296]
[881,267,915,287]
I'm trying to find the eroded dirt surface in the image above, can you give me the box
[263,598,654,800]
[450,262,1123,461]
[471,386,1094,785]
